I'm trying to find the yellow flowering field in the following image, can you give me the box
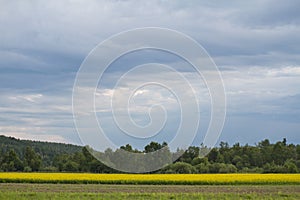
[0,173,299,185]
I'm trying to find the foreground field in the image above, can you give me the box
[0,183,299,200]
[1,173,299,199]
[0,173,299,185]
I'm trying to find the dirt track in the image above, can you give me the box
[0,183,299,194]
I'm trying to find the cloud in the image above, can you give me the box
[9,94,43,103]
[0,0,299,146]
[229,0,300,27]
[223,66,300,114]
[0,126,68,143]
[1,0,299,62]
[0,89,81,144]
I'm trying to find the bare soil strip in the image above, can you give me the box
[0,183,299,194]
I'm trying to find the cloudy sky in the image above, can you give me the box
[0,0,299,149]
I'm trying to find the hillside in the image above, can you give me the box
[0,135,82,166]
[0,135,299,173]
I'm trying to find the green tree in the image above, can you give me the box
[144,141,165,153]
[207,148,219,163]
[24,146,42,171]
[53,154,70,171]
[284,159,298,173]
[63,160,79,172]
[258,139,272,164]
[179,146,200,164]
[0,149,23,171]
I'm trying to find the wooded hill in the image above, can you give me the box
[0,135,299,173]
[0,135,81,171]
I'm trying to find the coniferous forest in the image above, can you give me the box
[0,135,299,173]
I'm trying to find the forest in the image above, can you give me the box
[0,135,299,173]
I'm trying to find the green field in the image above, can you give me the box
[0,183,299,200]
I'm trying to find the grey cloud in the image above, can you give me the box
[1,0,299,68]
[230,0,300,27]
[1,0,300,145]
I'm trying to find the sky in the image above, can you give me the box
[0,0,299,149]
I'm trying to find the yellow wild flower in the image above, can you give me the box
[0,173,299,185]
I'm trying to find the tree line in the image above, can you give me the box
[0,135,299,173]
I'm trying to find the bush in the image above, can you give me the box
[208,163,221,173]
[263,163,286,173]
[63,161,79,172]
[191,157,201,166]
[23,166,32,172]
[296,160,300,169]
[195,163,209,173]
[161,162,196,174]
[240,167,263,173]
[284,160,298,173]
[219,164,237,173]
[41,166,58,172]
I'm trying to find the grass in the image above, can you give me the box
[0,184,299,200]
[0,192,299,200]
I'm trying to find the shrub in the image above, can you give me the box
[219,164,237,173]
[195,163,209,173]
[284,160,298,173]
[161,162,197,174]
[23,166,32,172]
